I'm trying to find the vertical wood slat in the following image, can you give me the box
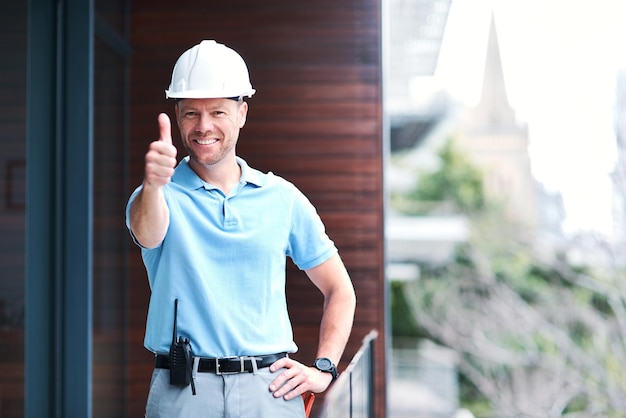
[129,1,385,416]
[0,4,27,418]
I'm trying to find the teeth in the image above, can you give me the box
[196,139,217,145]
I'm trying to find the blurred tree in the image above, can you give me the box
[392,138,626,417]
[390,281,420,338]
[390,139,485,216]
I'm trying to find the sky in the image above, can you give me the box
[434,0,626,236]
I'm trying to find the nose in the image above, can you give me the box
[195,112,215,134]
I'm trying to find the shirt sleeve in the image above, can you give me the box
[286,185,337,270]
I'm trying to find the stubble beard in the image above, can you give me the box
[184,137,236,169]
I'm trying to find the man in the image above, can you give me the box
[126,40,356,418]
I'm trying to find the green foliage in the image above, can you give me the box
[391,138,485,215]
[590,292,613,316]
[458,374,492,416]
[527,264,573,288]
[390,281,420,338]
[562,394,588,414]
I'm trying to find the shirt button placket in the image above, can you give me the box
[223,198,239,230]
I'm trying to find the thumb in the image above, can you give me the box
[158,113,172,145]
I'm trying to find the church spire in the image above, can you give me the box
[470,12,520,133]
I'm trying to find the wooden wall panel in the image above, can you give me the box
[129,1,385,416]
[0,3,27,418]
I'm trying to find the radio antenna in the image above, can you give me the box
[172,298,179,345]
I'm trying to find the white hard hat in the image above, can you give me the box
[165,40,256,99]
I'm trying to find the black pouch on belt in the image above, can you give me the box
[169,299,196,394]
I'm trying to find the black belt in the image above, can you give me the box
[155,353,287,375]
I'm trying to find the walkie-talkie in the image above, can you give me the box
[169,299,196,395]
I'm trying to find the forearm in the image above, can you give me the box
[270,256,356,398]
[316,267,356,364]
[129,183,169,248]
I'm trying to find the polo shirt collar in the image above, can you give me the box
[236,156,265,187]
[172,156,265,190]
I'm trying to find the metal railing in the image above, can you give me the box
[319,330,379,418]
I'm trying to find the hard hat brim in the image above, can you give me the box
[165,88,256,99]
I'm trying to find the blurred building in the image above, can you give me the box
[455,14,538,237]
[386,0,453,153]
[611,70,626,247]
[384,7,564,414]
[534,182,566,254]
[384,2,462,418]
[384,0,461,270]
[389,339,461,418]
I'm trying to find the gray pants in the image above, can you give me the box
[145,367,306,418]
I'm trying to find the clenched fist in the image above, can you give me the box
[144,113,178,187]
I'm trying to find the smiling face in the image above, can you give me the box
[175,97,248,171]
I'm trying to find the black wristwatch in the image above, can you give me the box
[313,357,338,380]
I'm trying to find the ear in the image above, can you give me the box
[238,101,248,129]
[174,103,183,131]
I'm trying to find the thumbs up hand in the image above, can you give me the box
[144,113,178,188]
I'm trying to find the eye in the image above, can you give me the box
[183,111,199,118]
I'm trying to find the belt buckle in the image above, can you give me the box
[215,356,245,375]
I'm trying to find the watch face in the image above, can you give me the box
[315,358,332,370]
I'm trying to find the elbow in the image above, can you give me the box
[339,279,357,314]
[348,286,357,314]
[131,228,163,249]
[129,216,167,249]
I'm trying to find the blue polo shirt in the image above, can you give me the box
[126,156,337,357]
